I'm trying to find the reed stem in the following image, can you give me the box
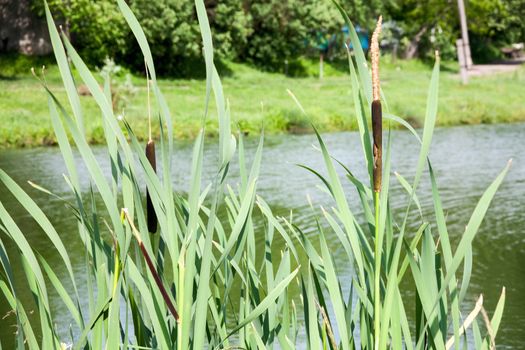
[111,239,120,298]
[373,190,381,349]
[146,61,152,142]
[144,61,158,233]
[122,209,179,321]
[371,16,383,350]
[177,257,185,350]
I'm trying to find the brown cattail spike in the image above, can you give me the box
[122,209,179,321]
[145,61,157,233]
[146,140,158,233]
[372,101,382,192]
[371,16,382,193]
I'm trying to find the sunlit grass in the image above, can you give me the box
[1,51,524,147]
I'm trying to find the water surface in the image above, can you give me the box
[0,123,523,348]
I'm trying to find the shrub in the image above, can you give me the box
[33,0,128,65]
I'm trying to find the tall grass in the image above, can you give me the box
[0,0,509,349]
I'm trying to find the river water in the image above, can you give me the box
[0,123,523,348]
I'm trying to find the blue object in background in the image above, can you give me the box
[343,25,369,51]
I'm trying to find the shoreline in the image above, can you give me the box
[2,60,523,149]
[1,119,523,149]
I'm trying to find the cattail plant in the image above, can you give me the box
[371,17,383,194]
[145,65,157,233]
[122,208,179,321]
[371,16,383,349]
[0,1,509,349]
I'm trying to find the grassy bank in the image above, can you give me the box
[0,56,524,147]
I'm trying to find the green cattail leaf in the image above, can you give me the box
[179,130,205,350]
[481,287,506,349]
[105,279,122,349]
[213,178,257,271]
[415,161,511,349]
[428,160,463,347]
[319,232,350,350]
[332,0,372,102]
[38,255,83,329]
[0,202,49,305]
[0,241,39,350]
[0,170,79,300]
[257,197,300,263]
[347,47,374,183]
[314,128,366,284]
[194,0,214,117]
[0,279,39,350]
[44,0,84,133]
[125,260,171,349]
[384,113,422,144]
[73,296,112,350]
[413,57,440,194]
[225,268,299,340]
[116,0,156,80]
[394,171,423,219]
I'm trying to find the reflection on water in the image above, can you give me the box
[0,123,523,348]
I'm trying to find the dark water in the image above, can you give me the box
[0,123,523,348]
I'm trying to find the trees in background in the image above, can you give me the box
[32,0,128,64]
[125,0,344,73]
[30,0,525,76]
[468,0,525,62]
[241,0,345,70]
[386,0,457,60]
[387,0,525,62]
[122,0,201,76]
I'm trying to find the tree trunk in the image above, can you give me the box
[404,25,428,59]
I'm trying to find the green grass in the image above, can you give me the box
[1,54,524,148]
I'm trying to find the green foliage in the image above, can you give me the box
[339,0,387,29]
[33,0,128,65]
[0,53,54,78]
[28,0,525,76]
[386,0,458,60]
[30,0,348,74]
[468,0,525,62]
[387,0,525,62]
[123,0,200,76]
[124,0,253,76]
[241,0,321,70]
[206,0,253,59]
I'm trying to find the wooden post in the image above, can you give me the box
[457,39,468,84]
[457,0,473,69]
